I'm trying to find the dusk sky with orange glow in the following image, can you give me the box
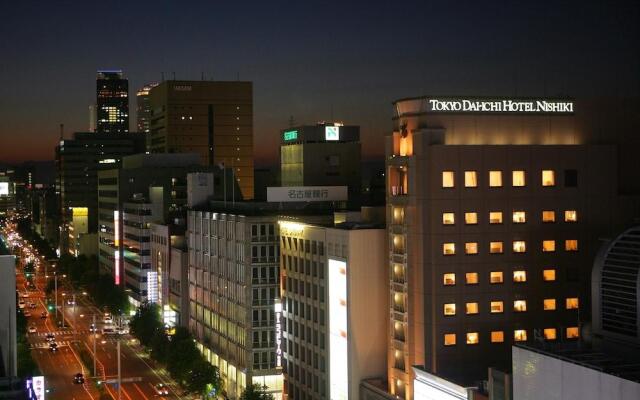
[1,0,638,165]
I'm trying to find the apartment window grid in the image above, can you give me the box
[441,209,580,227]
[440,169,578,189]
[281,233,328,400]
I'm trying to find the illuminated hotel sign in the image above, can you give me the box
[275,299,283,368]
[427,98,574,114]
[283,130,298,141]
[325,125,340,141]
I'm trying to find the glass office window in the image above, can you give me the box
[490,242,504,254]
[513,241,526,253]
[565,210,578,222]
[543,299,556,310]
[514,300,527,312]
[565,240,578,252]
[512,211,526,223]
[465,272,479,285]
[566,298,579,309]
[542,240,556,252]
[490,271,504,284]
[513,270,527,283]
[490,301,504,313]
[542,210,556,222]
[543,269,556,281]
[566,327,579,339]
[466,303,479,315]
[442,212,455,225]
[443,273,456,286]
[465,242,478,255]
[489,212,503,224]
[514,330,527,342]
[444,333,456,346]
[465,212,478,225]
[443,243,455,255]
[443,303,456,316]
[544,328,557,340]
[466,332,479,345]
[491,331,504,343]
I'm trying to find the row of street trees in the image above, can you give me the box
[47,254,130,315]
[129,303,222,398]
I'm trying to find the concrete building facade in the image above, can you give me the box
[278,219,387,400]
[384,96,639,398]
[148,80,254,199]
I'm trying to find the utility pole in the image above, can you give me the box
[54,272,57,320]
[117,339,122,400]
[72,293,76,340]
[61,294,65,328]
[93,314,97,377]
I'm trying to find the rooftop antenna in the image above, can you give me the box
[201,71,205,81]
[161,72,165,82]
[330,103,334,121]
[59,123,64,140]
[236,72,240,81]
[288,116,295,128]
[172,71,176,80]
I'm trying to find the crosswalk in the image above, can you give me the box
[32,329,91,337]
[31,340,71,349]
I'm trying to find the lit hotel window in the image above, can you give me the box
[443,273,456,286]
[513,270,527,283]
[444,333,456,346]
[566,297,579,309]
[490,301,504,313]
[544,328,557,340]
[466,303,479,315]
[565,210,578,222]
[542,170,555,186]
[542,210,556,222]
[543,269,556,281]
[512,211,526,223]
[443,303,456,316]
[542,240,556,252]
[393,207,405,224]
[490,271,504,284]
[514,300,527,312]
[465,272,479,285]
[443,243,456,255]
[566,327,580,339]
[543,299,556,310]
[513,241,526,253]
[490,242,504,254]
[465,212,478,225]
[565,240,579,252]
[466,332,479,345]
[442,212,455,225]
[514,330,527,342]
[491,331,504,343]
[512,170,526,187]
[465,171,478,188]
[442,171,455,188]
[489,212,503,224]
[489,170,503,187]
[465,242,478,255]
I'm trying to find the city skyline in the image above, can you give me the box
[1,0,639,164]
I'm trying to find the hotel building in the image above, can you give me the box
[278,216,387,400]
[385,96,640,398]
[147,80,254,199]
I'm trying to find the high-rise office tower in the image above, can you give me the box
[136,83,158,133]
[147,80,254,199]
[96,70,129,133]
[280,123,361,203]
[384,96,640,399]
[56,132,146,255]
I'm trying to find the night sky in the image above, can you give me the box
[1,0,638,165]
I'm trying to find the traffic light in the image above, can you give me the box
[47,304,53,311]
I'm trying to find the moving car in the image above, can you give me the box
[49,342,58,352]
[155,383,169,396]
[23,311,31,317]
[73,373,85,384]
[29,302,36,309]
[40,312,48,319]
[103,314,113,324]
[67,298,76,306]
[45,333,55,342]
[89,323,97,333]
[18,300,25,309]
[28,325,37,334]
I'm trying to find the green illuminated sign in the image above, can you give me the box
[283,130,298,141]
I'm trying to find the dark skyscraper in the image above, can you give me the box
[96,70,129,133]
[136,82,158,133]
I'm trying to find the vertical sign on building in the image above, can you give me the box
[147,271,159,303]
[114,210,120,285]
[32,376,45,400]
[325,126,340,141]
[275,298,283,368]
[329,258,348,400]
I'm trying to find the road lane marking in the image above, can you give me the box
[133,382,150,400]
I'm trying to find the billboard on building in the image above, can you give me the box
[267,186,347,202]
[329,258,348,400]
[0,182,8,196]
